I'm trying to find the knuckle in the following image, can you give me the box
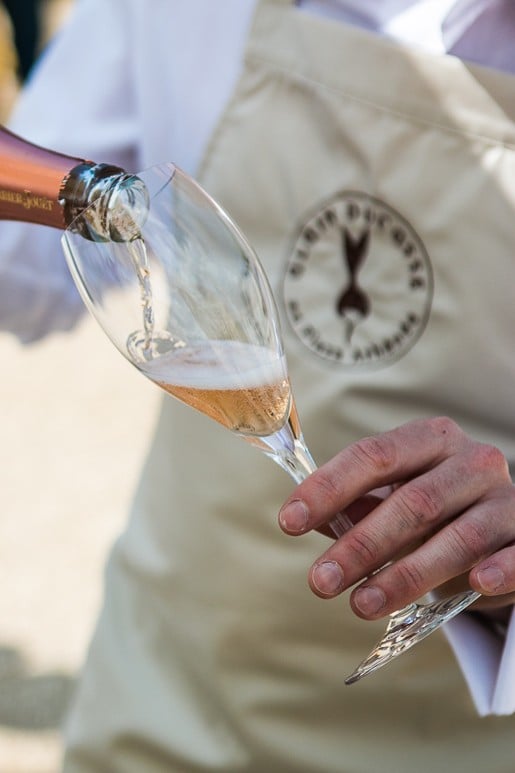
[312,470,344,510]
[391,558,426,597]
[472,443,509,478]
[447,519,491,564]
[350,434,395,475]
[428,415,461,440]
[396,481,442,526]
[345,529,381,568]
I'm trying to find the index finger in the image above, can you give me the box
[278,416,464,535]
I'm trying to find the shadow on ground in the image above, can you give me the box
[0,646,76,730]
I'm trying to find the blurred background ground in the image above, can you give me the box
[0,3,161,770]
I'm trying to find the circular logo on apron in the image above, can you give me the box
[282,191,433,369]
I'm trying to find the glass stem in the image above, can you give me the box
[246,417,353,538]
[275,431,318,484]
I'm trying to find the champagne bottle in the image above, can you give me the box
[0,125,148,241]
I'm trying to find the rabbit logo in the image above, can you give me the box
[282,191,433,369]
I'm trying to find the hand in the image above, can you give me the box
[278,417,515,620]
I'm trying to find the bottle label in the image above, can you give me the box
[0,188,54,211]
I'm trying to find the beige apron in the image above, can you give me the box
[64,2,515,771]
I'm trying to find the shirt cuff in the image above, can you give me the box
[443,605,515,715]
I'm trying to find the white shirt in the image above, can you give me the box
[2,0,514,340]
[1,0,515,714]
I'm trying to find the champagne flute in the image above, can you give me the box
[61,162,481,683]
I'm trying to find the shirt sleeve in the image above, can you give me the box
[0,0,139,342]
[443,606,515,715]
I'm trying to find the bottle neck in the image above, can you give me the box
[60,162,137,239]
[0,126,88,229]
[0,126,137,234]
[0,126,149,241]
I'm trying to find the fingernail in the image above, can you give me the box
[312,560,345,596]
[353,586,386,616]
[279,500,309,533]
[476,566,505,593]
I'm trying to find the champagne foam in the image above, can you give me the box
[139,340,287,390]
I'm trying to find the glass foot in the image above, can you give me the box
[345,589,481,684]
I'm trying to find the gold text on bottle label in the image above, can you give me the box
[0,189,53,211]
